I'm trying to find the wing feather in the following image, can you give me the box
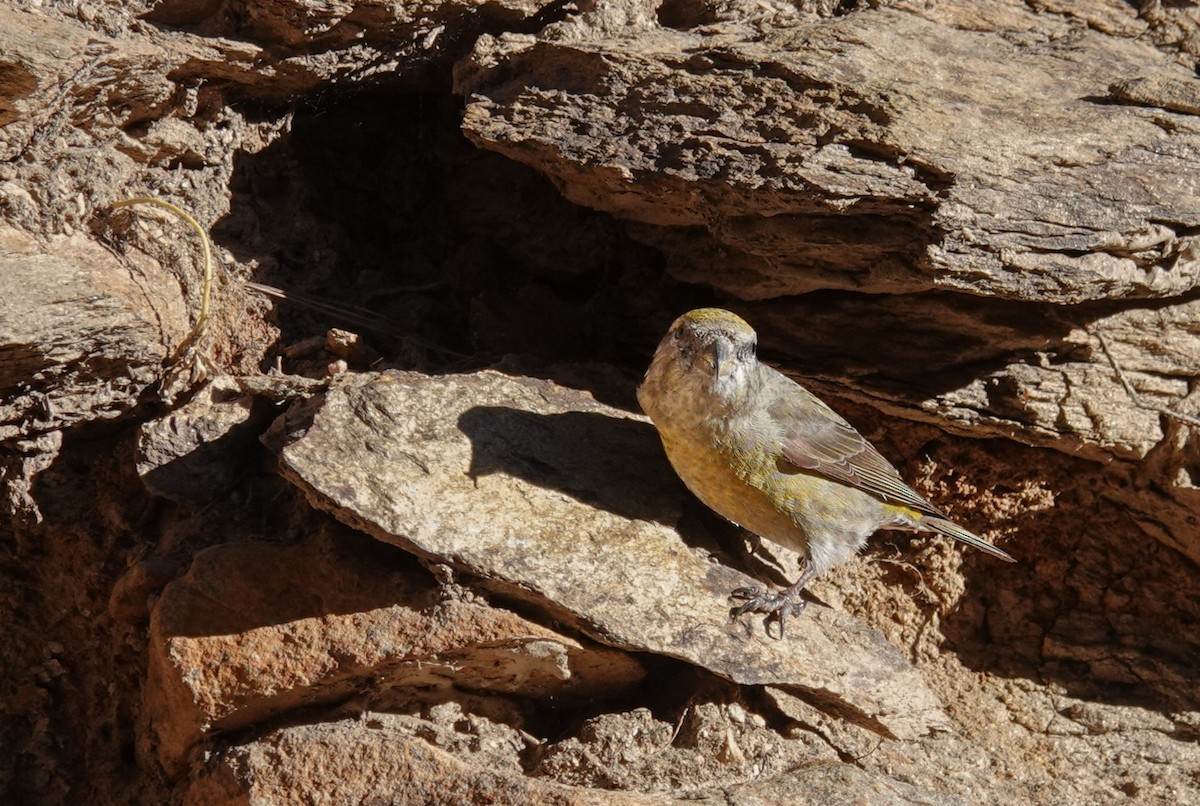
[765,369,945,517]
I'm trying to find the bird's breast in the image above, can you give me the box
[655,422,810,554]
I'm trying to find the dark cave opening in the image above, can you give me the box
[213,89,702,397]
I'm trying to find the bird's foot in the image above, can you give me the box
[729,585,808,639]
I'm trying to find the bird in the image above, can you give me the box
[637,308,1015,637]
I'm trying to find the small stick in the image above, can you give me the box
[243,281,469,360]
[110,197,212,363]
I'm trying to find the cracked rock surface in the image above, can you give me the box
[2,0,1199,803]
[275,370,953,739]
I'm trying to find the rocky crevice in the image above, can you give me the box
[2,0,1199,803]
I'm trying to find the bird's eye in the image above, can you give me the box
[737,341,755,361]
[672,331,693,357]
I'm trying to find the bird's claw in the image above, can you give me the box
[728,586,807,639]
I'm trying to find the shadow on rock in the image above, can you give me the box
[154,524,430,638]
[932,440,1200,716]
[457,405,687,529]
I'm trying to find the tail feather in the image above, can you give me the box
[923,517,1015,563]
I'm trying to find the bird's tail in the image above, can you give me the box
[922,516,1015,563]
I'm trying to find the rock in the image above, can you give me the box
[529,700,939,798]
[184,718,661,805]
[453,0,1200,562]
[760,686,991,802]
[456,1,1199,305]
[275,369,955,740]
[136,376,264,504]
[108,556,183,624]
[145,526,644,776]
[0,225,190,443]
[0,430,61,525]
[186,714,958,805]
[147,0,559,104]
[5,0,1200,802]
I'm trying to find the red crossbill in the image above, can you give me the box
[638,308,1014,637]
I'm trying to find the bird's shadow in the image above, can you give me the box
[457,405,685,527]
[457,403,801,584]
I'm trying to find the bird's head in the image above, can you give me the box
[653,308,760,405]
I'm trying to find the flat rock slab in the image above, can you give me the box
[276,370,951,739]
[456,0,1200,304]
[187,719,661,806]
[187,717,954,805]
[146,530,643,776]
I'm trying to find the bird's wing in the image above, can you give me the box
[767,374,946,517]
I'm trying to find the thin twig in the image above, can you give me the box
[110,197,212,364]
[243,281,411,338]
[243,281,469,359]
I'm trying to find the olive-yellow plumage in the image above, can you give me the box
[637,308,1014,636]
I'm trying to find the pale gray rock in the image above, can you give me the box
[276,369,954,740]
